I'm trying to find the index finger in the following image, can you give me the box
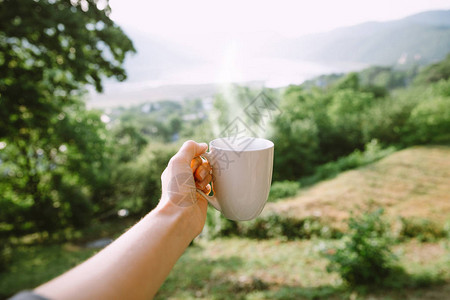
[172,140,208,164]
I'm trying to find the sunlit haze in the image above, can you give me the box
[109,0,450,38]
[89,0,450,106]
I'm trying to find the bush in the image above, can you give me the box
[0,239,11,272]
[325,208,401,287]
[110,143,178,217]
[268,181,300,202]
[303,140,396,186]
[204,211,342,240]
[276,216,341,240]
[240,215,282,239]
[399,217,447,242]
[204,209,240,239]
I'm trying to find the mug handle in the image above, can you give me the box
[196,152,221,212]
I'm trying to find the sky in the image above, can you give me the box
[109,0,450,39]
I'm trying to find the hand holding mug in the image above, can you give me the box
[195,137,274,221]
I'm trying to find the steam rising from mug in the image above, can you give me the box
[197,137,274,221]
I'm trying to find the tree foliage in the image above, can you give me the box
[415,53,450,84]
[0,0,135,234]
[271,60,450,181]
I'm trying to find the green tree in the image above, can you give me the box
[327,89,375,154]
[110,144,177,217]
[415,53,450,84]
[271,76,381,181]
[333,72,360,91]
[271,86,321,180]
[110,124,148,163]
[403,87,450,144]
[0,0,135,234]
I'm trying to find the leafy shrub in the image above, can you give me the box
[205,212,342,240]
[268,181,300,202]
[240,215,282,239]
[239,215,286,240]
[276,216,341,240]
[58,182,93,228]
[276,216,305,240]
[303,140,396,185]
[0,239,11,272]
[111,143,177,217]
[402,94,450,145]
[399,217,447,242]
[445,221,450,239]
[325,208,401,287]
[204,209,239,239]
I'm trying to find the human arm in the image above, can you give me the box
[33,140,212,300]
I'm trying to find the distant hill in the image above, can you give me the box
[273,10,450,66]
[90,10,450,106]
[264,146,450,228]
[120,29,204,83]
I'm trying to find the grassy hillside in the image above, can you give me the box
[155,238,450,299]
[2,146,449,299]
[3,237,448,299]
[265,146,450,228]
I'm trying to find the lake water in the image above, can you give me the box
[88,56,366,108]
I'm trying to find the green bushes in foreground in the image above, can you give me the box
[205,207,450,243]
[323,209,450,288]
[398,217,448,242]
[268,180,300,202]
[324,209,401,287]
[204,210,342,240]
[0,240,11,273]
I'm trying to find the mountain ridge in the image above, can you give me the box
[89,10,450,106]
[277,10,450,66]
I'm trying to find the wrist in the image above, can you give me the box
[151,196,204,242]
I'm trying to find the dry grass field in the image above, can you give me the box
[265,146,450,229]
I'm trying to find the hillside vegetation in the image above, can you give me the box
[265,146,450,228]
[1,3,450,298]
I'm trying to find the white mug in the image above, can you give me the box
[198,137,274,221]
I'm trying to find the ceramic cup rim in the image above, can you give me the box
[210,137,274,152]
